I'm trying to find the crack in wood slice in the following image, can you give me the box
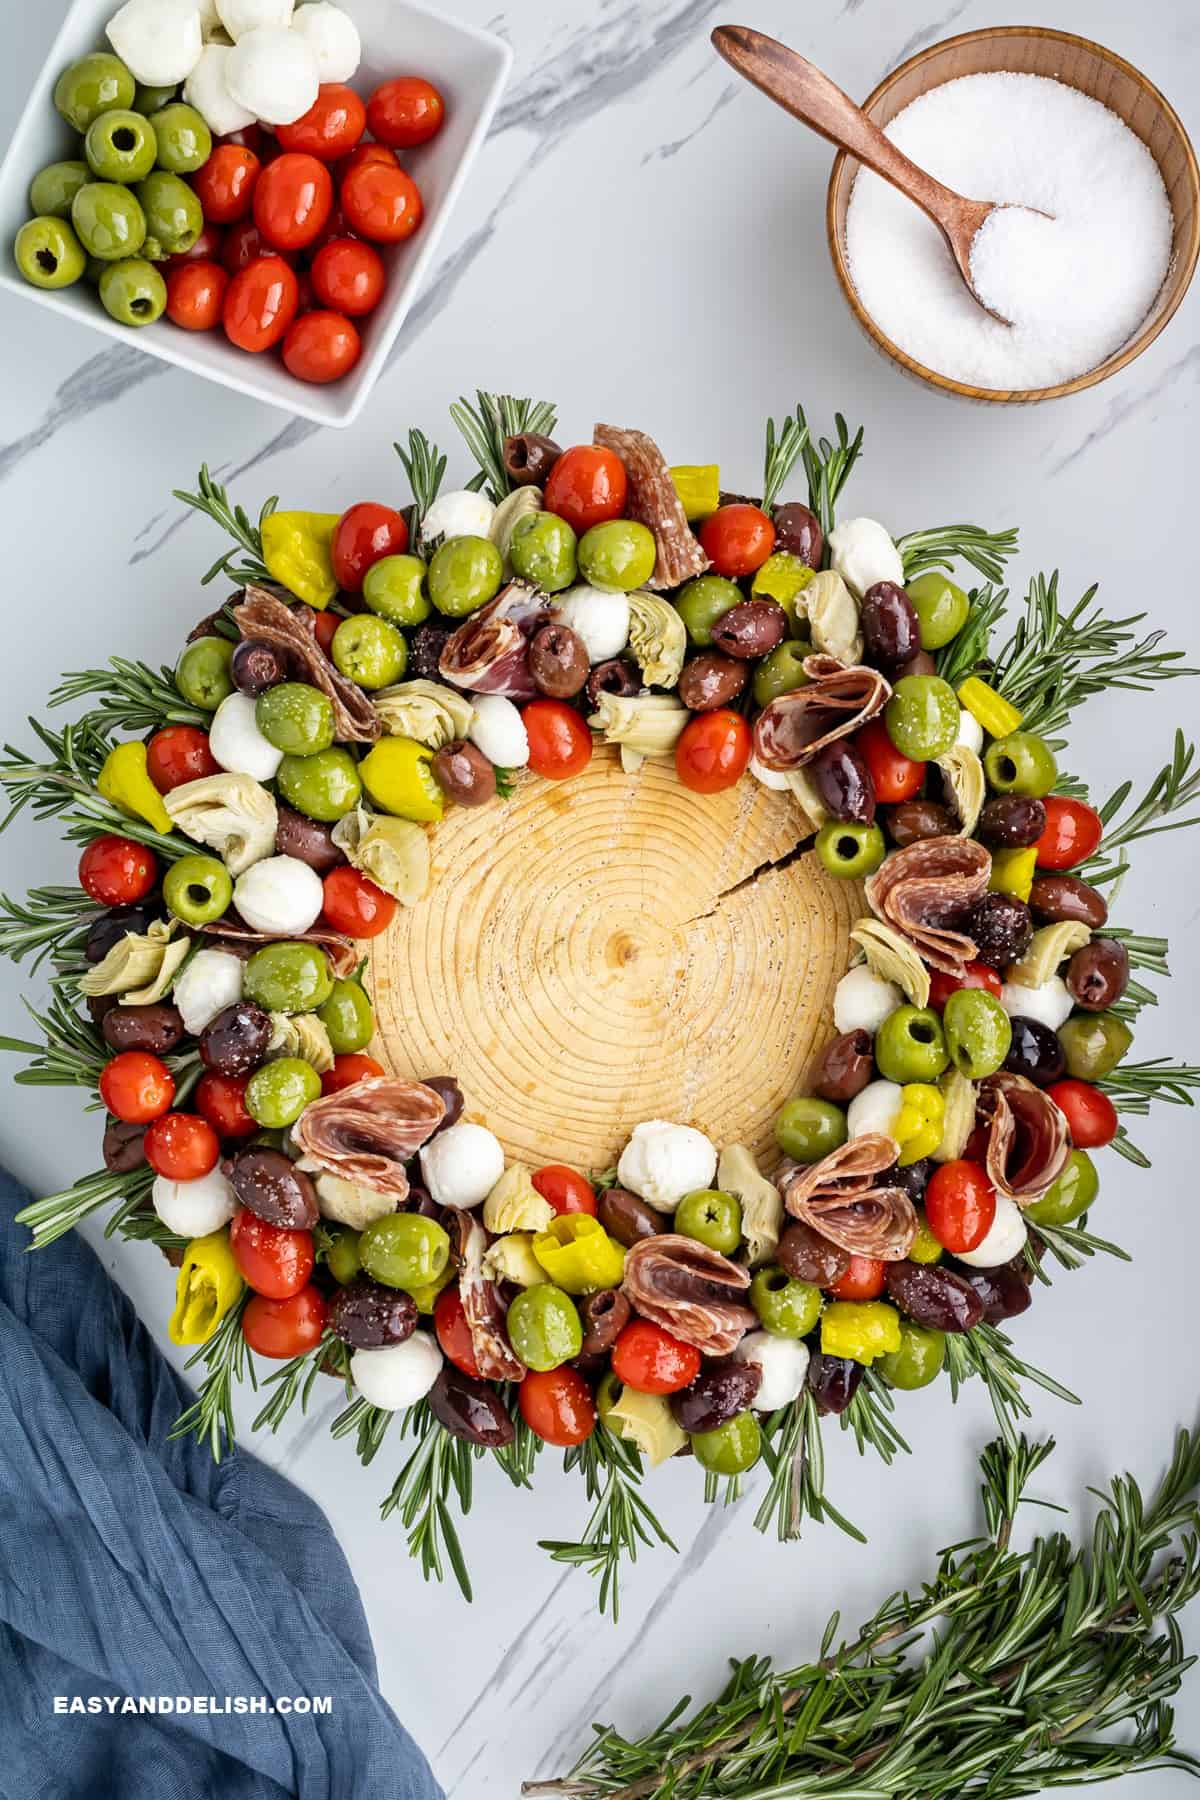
[369,745,863,1172]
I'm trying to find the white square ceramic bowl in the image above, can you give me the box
[0,0,511,427]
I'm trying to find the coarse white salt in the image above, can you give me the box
[844,71,1173,390]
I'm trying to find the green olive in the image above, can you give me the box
[245,1056,321,1128]
[675,575,741,646]
[878,1322,945,1389]
[362,554,430,626]
[175,636,234,710]
[324,1225,362,1284]
[54,52,136,131]
[1025,1148,1099,1228]
[360,1212,451,1292]
[98,256,166,327]
[750,1265,822,1338]
[134,170,202,257]
[908,1214,943,1264]
[815,820,885,880]
[508,511,578,593]
[276,748,363,823]
[163,852,233,925]
[427,535,503,617]
[884,675,960,761]
[577,520,657,592]
[754,638,814,707]
[134,82,178,114]
[29,160,90,219]
[317,978,374,1054]
[331,615,407,689]
[1057,1012,1132,1081]
[984,731,1058,799]
[942,987,1012,1080]
[14,217,87,289]
[507,1283,583,1371]
[84,109,157,183]
[690,1410,761,1475]
[775,1096,847,1163]
[905,571,969,650]
[874,1006,948,1084]
[71,182,146,260]
[255,682,336,756]
[151,102,212,174]
[244,941,335,1014]
[674,1188,742,1254]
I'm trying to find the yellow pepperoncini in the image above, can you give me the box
[669,464,719,521]
[820,1300,901,1366]
[751,551,815,628]
[168,1230,244,1347]
[893,1083,944,1166]
[97,741,172,835]
[532,1215,626,1294]
[358,737,444,822]
[908,1213,944,1265]
[260,510,340,609]
[989,846,1037,902]
[956,676,1023,739]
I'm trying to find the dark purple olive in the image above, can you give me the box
[978,795,1047,851]
[85,902,160,964]
[571,1350,608,1381]
[884,800,954,848]
[329,1276,418,1349]
[1066,938,1129,1011]
[431,741,497,807]
[884,1261,984,1332]
[1004,1016,1067,1087]
[712,600,787,661]
[952,1256,1032,1324]
[892,649,936,681]
[87,993,119,1028]
[670,1360,762,1433]
[429,1365,515,1447]
[889,1157,933,1200]
[677,652,747,712]
[777,1220,850,1286]
[503,432,561,487]
[580,1288,631,1356]
[408,1186,441,1219]
[229,1145,319,1228]
[529,623,590,698]
[103,1118,146,1173]
[771,501,823,568]
[809,740,876,823]
[596,1186,664,1246]
[410,621,454,682]
[860,582,919,671]
[812,1029,874,1103]
[275,804,344,873]
[101,1001,184,1056]
[1028,874,1108,930]
[422,1076,464,1134]
[585,658,640,709]
[807,1352,863,1415]
[199,1001,272,1077]
[968,893,1033,969]
[231,636,290,696]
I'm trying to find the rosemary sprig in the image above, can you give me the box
[754,1393,863,1545]
[840,1370,909,1464]
[934,581,1008,689]
[897,521,1019,585]
[449,391,559,504]
[1026,1215,1131,1278]
[173,464,275,587]
[944,1321,1079,1450]
[494,1405,543,1489]
[798,411,864,537]
[1100,1057,1200,1114]
[0,885,102,973]
[331,1391,394,1466]
[170,1293,255,1462]
[50,657,208,734]
[0,990,110,1096]
[1084,731,1200,884]
[0,723,187,860]
[394,426,448,532]
[541,1427,676,1620]
[13,1163,154,1250]
[378,1400,478,1600]
[253,1332,348,1434]
[760,405,811,513]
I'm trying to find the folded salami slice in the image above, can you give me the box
[753,657,891,771]
[292,1077,446,1199]
[593,424,709,589]
[780,1134,916,1261]
[443,1207,526,1381]
[198,913,358,978]
[977,1072,1072,1204]
[864,835,991,977]
[234,586,381,743]
[438,581,546,700]
[621,1234,756,1355]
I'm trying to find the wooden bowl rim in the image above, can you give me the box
[825,23,1200,403]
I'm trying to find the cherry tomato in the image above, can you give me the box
[331,502,409,592]
[142,1111,219,1181]
[276,83,367,160]
[165,222,224,266]
[698,503,775,578]
[1047,1079,1118,1149]
[828,1255,886,1300]
[308,202,357,255]
[310,237,385,316]
[146,725,220,795]
[433,1284,480,1378]
[927,960,1003,1010]
[542,445,627,533]
[611,1319,701,1394]
[675,709,751,794]
[216,123,267,156]
[321,1052,386,1095]
[221,219,293,274]
[192,143,261,224]
[78,834,157,905]
[338,143,397,180]
[1035,796,1103,870]
[294,268,316,316]
[340,160,423,243]
[523,698,592,780]
[165,259,228,331]
[99,1051,174,1125]
[531,1165,597,1216]
[519,1367,596,1447]
[243,1285,327,1359]
[253,152,333,252]
[366,75,446,148]
[855,718,925,803]
[223,255,300,352]
[230,1206,315,1299]
[194,1070,257,1140]
[321,864,396,937]
[310,607,340,654]
[282,310,361,384]
[925,1160,996,1254]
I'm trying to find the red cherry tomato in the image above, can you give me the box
[542,445,627,533]
[165,222,224,266]
[523,698,592,780]
[331,502,409,592]
[99,1051,174,1125]
[146,725,219,793]
[193,143,261,223]
[216,123,267,156]
[321,864,396,937]
[221,219,294,274]
[340,160,423,243]
[308,202,357,255]
[1047,1079,1118,1149]
[230,1206,315,1299]
[253,152,334,252]
[925,1160,997,1253]
[310,237,385,316]
[282,310,361,384]
[828,1255,886,1300]
[321,1052,385,1094]
[433,1284,481,1378]
[927,960,1003,1010]
[310,607,340,654]
[675,709,751,794]
[856,718,925,803]
[698,503,775,578]
[612,1319,701,1394]
[142,1111,219,1181]
[519,1367,596,1447]
[531,1165,597,1216]
[338,142,397,180]
[243,1285,327,1359]
[276,83,367,160]
[223,255,300,352]
[1035,796,1103,870]
[366,75,446,147]
[194,1071,257,1140]
[78,834,157,905]
[166,258,229,330]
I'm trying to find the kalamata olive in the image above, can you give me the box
[771,501,823,568]
[87,993,119,1028]
[678,652,747,712]
[503,432,561,487]
[889,1157,933,1200]
[421,1075,465,1134]
[102,1001,185,1056]
[807,1351,863,1415]
[1066,938,1129,1011]
[231,636,290,696]
[572,1350,608,1381]
[884,800,954,848]
[812,1029,874,1103]
[275,803,344,873]
[409,621,454,682]
[431,741,497,808]
[584,658,640,709]
[408,1185,441,1219]
[885,1260,984,1332]
[85,902,160,964]
[429,1364,515,1447]
[329,1275,418,1349]
[229,1144,319,1228]
[809,740,876,823]
[978,794,1047,850]
[596,1186,665,1246]
[103,1118,146,1173]
[860,582,919,671]
[1028,873,1108,930]
[952,1256,1032,1323]
[892,649,936,681]
[777,1220,850,1286]
[669,1359,762,1433]
[199,1000,272,1076]
[1003,1015,1067,1087]
[529,622,590,698]
[968,893,1033,969]
[580,1288,631,1356]
[711,599,787,661]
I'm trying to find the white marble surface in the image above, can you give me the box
[2,2,1200,1795]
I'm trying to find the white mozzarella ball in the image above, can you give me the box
[290,1,360,80]
[209,692,284,781]
[352,1333,443,1410]
[847,1079,903,1140]
[173,948,244,1035]
[233,854,324,935]
[315,1174,397,1230]
[107,0,204,85]
[1001,975,1073,1032]
[955,707,984,753]
[732,1330,811,1411]
[749,753,789,792]
[216,0,292,38]
[616,1120,717,1213]
[827,517,904,598]
[225,24,318,124]
[553,587,630,663]
[422,491,496,545]
[955,1193,1028,1268]
[153,1168,237,1237]
[420,1122,505,1210]
[469,695,529,769]
[183,42,255,131]
[833,964,902,1035]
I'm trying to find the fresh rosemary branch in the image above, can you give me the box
[1026,1215,1131,1279]
[943,1321,1079,1450]
[494,1405,543,1489]
[395,426,448,531]
[0,885,102,973]
[173,465,275,587]
[798,411,864,537]
[541,1427,676,1621]
[934,582,1007,689]
[331,1391,393,1466]
[897,521,1019,585]
[1083,731,1200,883]
[13,1163,154,1250]
[1100,1057,1200,1114]
[449,391,559,504]
[840,1370,909,1464]
[379,1400,478,1600]
[0,722,187,860]
[253,1332,348,1434]
[754,1392,863,1544]
[760,405,810,513]
[170,1294,255,1462]
[0,990,110,1096]
[50,657,208,734]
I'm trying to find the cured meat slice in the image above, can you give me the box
[199,913,358,978]
[292,1077,445,1199]
[753,657,891,771]
[438,581,546,700]
[977,1072,1071,1204]
[621,1234,756,1355]
[780,1134,916,1261]
[443,1207,526,1381]
[593,423,709,589]
[234,586,381,743]
[864,835,991,978]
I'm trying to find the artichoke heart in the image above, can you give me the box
[805,569,862,666]
[164,772,277,876]
[1006,921,1091,988]
[489,485,543,568]
[372,679,475,750]
[850,918,931,1009]
[481,1231,548,1288]
[782,766,829,830]
[627,591,687,689]
[717,1143,782,1268]
[606,1388,686,1466]
[482,1163,554,1235]
[80,918,187,1001]
[934,744,986,836]
[934,1069,976,1163]
[267,1011,334,1072]
[314,1173,397,1230]
[331,807,431,907]
[589,691,688,773]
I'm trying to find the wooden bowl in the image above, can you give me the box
[826,26,1200,402]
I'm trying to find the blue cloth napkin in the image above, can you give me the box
[0,1170,443,1800]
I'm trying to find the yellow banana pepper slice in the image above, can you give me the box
[97,741,172,835]
[169,1230,244,1347]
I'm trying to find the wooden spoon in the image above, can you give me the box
[712,22,1031,322]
